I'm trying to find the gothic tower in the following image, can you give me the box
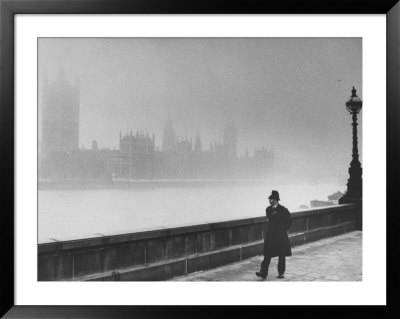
[223,120,238,160]
[41,69,80,154]
[194,131,202,153]
[162,116,177,152]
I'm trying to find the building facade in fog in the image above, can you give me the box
[119,130,156,179]
[38,78,274,181]
[95,118,274,180]
[39,70,82,179]
[41,69,80,154]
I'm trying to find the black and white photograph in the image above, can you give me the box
[37,37,363,282]
[0,0,397,315]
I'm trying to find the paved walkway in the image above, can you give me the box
[172,231,362,281]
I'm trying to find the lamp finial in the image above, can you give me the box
[351,86,357,97]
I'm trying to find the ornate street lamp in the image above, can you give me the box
[339,86,362,204]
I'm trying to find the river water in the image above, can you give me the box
[38,181,345,244]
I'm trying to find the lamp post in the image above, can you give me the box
[339,86,362,205]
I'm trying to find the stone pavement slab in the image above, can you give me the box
[171,231,362,281]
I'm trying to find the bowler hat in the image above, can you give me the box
[268,190,280,201]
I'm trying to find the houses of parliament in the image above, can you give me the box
[39,73,274,181]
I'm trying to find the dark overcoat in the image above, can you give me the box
[264,204,292,257]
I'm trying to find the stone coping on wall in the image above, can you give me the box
[66,221,356,282]
[38,203,356,255]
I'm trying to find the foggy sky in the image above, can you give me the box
[38,38,362,180]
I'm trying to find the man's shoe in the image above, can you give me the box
[255,271,267,279]
[276,275,284,279]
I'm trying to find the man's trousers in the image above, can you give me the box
[260,254,286,275]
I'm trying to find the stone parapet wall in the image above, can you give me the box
[38,204,357,281]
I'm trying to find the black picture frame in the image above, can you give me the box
[1,0,399,318]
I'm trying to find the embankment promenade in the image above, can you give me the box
[38,203,359,281]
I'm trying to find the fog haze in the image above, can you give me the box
[38,38,362,182]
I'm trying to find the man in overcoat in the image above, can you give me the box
[256,190,292,279]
